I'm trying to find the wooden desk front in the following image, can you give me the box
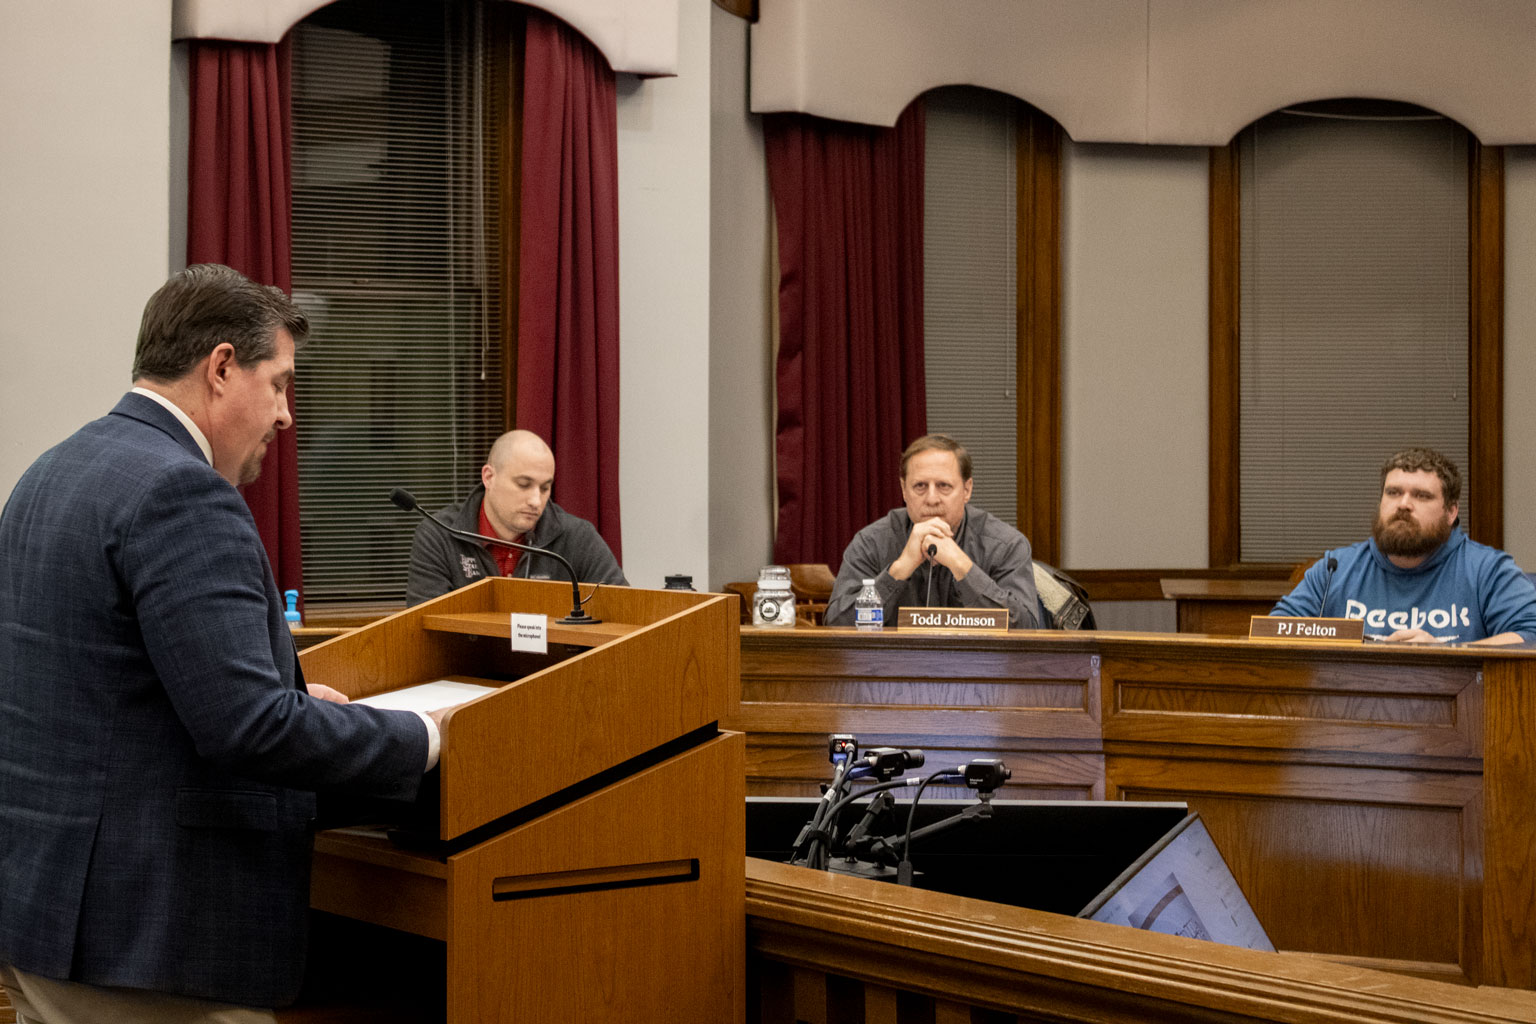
[728,626,1536,989]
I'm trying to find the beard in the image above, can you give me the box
[237,436,275,486]
[237,453,265,486]
[1372,508,1452,559]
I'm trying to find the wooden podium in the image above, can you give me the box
[296,578,744,1024]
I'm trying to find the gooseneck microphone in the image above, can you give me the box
[389,488,598,624]
[924,544,940,606]
[1318,552,1339,616]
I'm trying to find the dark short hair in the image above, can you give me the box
[131,264,309,382]
[900,434,972,481]
[1381,447,1461,506]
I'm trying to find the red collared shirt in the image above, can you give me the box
[478,501,523,577]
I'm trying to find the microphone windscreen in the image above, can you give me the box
[388,488,417,512]
[926,544,937,557]
[1326,556,1339,572]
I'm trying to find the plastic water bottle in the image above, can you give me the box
[854,579,883,632]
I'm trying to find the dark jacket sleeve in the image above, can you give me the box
[955,523,1041,629]
[563,516,628,586]
[405,514,461,607]
[129,462,427,796]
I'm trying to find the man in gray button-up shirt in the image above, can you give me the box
[824,434,1041,629]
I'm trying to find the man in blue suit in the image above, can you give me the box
[0,265,444,1022]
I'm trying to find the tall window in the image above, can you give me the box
[290,0,513,607]
[924,87,1019,524]
[1235,101,1470,562]
[921,86,1061,561]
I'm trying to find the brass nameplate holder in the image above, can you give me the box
[1249,616,1363,644]
[897,607,1009,633]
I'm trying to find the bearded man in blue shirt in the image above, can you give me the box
[1272,447,1536,644]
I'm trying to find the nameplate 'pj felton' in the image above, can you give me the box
[1250,616,1364,644]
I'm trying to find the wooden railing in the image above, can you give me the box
[746,858,1536,1024]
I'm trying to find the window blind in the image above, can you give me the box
[1239,105,1469,563]
[923,87,1019,525]
[291,0,507,605]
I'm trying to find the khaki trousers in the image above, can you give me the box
[0,964,275,1024]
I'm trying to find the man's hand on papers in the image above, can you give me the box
[306,682,350,704]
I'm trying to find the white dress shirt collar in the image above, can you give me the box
[131,386,215,468]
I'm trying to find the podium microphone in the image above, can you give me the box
[389,488,598,624]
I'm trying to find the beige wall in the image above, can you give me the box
[751,0,1536,146]
[1059,142,1210,568]
[707,7,775,591]
[616,0,713,591]
[0,1,173,500]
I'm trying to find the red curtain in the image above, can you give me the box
[187,39,303,599]
[518,11,623,563]
[765,105,928,569]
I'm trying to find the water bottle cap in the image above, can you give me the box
[861,579,875,586]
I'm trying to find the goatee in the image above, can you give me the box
[238,438,274,486]
[1372,509,1452,559]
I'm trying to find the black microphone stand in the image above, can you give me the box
[1318,551,1339,616]
[389,488,599,624]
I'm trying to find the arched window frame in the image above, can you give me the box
[1206,129,1505,566]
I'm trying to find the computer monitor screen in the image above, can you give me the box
[1079,812,1274,951]
[747,796,1189,917]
